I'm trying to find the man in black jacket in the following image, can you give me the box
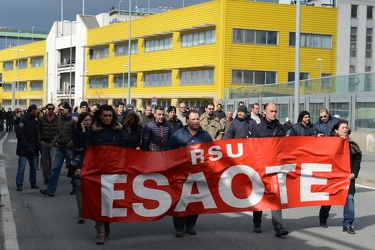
[252,102,289,237]
[15,104,40,191]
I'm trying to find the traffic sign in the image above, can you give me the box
[151,97,157,106]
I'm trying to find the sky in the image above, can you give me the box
[0,0,278,33]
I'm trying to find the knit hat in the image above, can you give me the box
[237,105,247,113]
[80,101,88,108]
[298,111,310,123]
[167,106,176,113]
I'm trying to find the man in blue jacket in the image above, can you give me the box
[166,109,212,238]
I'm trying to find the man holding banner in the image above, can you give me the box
[251,102,289,237]
[166,109,213,238]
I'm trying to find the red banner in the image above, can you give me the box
[81,137,351,223]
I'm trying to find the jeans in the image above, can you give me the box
[343,194,355,228]
[16,155,37,186]
[6,120,13,132]
[40,142,55,181]
[47,146,73,193]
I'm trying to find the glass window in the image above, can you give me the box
[89,77,108,88]
[366,28,372,58]
[115,42,138,56]
[19,82,27,91]
[245,30,255,44]
[180,70,214,85]
[3,83,13,92]
[356,102,375,128]
[244,70,253,84]
[351,5,358,18]
[3,61,14,71]
[144,72,172,86]
[255,31,266,44]
[17,59,28,69]
[30,81,43,91]
[232,70,276,85]
[114,75,137,87]
[289,32,296,46]
[31,57,44,67]
[233,29,243,43]
[350,27,357,58]
[181,29,215,48]
[267,31,278,45]
[329,102,350,120]
[289,32,332,49]
[368,6,373,19]
[89,47,109,59]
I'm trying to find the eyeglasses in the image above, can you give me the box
[207,108,214,110]
[320,115,328,119]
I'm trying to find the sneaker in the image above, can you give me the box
[254,223,262,233]
[186,227,197,235]
[320,222,328,228]
[175,229,184,238]
[31,183,39,189]
[275,224,289,237]
[343,226,355,234]
[17,186,23,191]
[40,189,55,197]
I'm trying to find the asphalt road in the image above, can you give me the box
[1,132,375,250]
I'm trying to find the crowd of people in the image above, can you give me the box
[6,99,362,245]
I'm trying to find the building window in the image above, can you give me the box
[114,42,138,56]
[89,77,108,88]
[349,65,356,73]
[351,5,358,18]
[89,47,109,59]
[350,27,357,57]
[144,72,172,86]
[3,61,13,71]
[19,82,27,91]
[16,59,28,69]
[366,28,372,58]
[181,29,215,47]
[114,75,137,87]
[145,37,172,52]
[287,72,310,87]
[289,33,332,49]
[30,81,43,91]
[180,69,214,85]
[365,66,372,91]
[368,6,373,19]
[232,70,277,85]
[321,73,332,89]
[3,83,12,92]
[31,57,44,67]
[233,29,278,45]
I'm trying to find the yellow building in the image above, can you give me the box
[0,40,46,109]
[85,0,337,109]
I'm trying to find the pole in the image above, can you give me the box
[13,49,24,107]
[69,21,72,106]
[122,66,125,103]
[82,0,85,15]
[127,0,132,105]
[119,0,122,12]
[32,26,34,43]
[293,0,301,123]
[61,0,64,35]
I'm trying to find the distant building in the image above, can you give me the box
[0,27,47,50]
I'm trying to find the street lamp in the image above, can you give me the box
[17,30,21,46]
[32,26,34,43]
[13,49,24,108]
[119,0,122,13]
[127,0,132,105]
[64,20,76,106]
[122,65,128,103]
[317,58,323,78]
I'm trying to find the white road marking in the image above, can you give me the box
[0,133,20,250]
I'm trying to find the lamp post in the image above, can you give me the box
[119,0,122,12]
[69,21,73,106]
[122,64,128,103]
[31,26,34,43]
[317,58,322,78]
[17,30,21,46]
[13,49,24,108]
[127,0,132,105]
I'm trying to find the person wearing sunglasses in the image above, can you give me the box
[37,103,59,185]
[199,102,224,140]
[313,108,340,228]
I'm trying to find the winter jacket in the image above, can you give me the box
[199,113,223,140]
[5,111,14,122]
[224,116,257,139]
[122,112,142,149]
[166,126,212,150]
[53,115,76,147]
[75,120,124,148]
[348,138,362,195]
[168,117,183,134]
[16,112,39,156]
[141,119,173,152]
[140,113,154,127]
[314,116,339,136]
[37,114,59,143]
[289,122,318,136]
[252,118,286,138]
[176,110,187,126]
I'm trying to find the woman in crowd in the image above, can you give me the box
[74,104,124,245]
[121,109,142,149]
[71,112,93,224]
[330,120,362,234]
